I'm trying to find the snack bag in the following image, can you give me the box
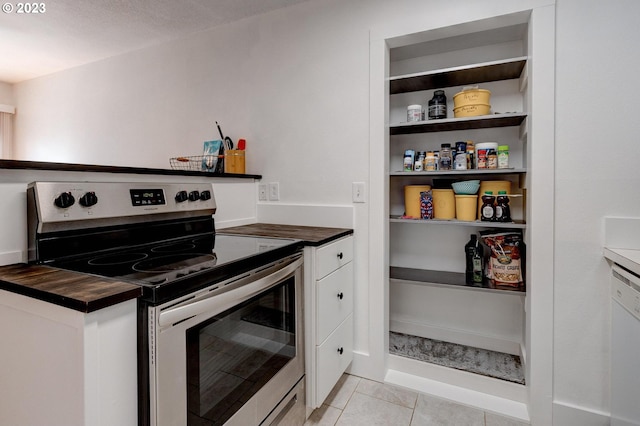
[480,231,525,289]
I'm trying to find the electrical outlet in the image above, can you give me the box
[258,183,268,201]
[268,182,279,201]
[352,182,366,203]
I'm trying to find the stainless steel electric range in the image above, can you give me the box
[27,181,306,426]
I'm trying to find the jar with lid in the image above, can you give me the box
[425,151,436,171]
[433,151,440,170]
[438,144,452,170]
[487,149,498,169]
[495,191,511,222]
[466,142,475,169]
[428,90,447,120]
[414,151,425,171]
[403,149,415,172]
[407,104,423,122]
[480,191,496,222]
[497,145,509,169]
[454,141,467,170]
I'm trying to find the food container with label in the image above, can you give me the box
[498,145,510,169]
[407,104,423,122]
[477,180,511,219]
[404,185,431,218]
[432,188,455,219]
[453,87,492,118]
[475,142,498,169]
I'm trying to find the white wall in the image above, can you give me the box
[553,0,640,423]
[6,0,640,423]
[0,82,13,105]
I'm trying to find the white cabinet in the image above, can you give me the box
[0,290,138,426]
[305,235,354,410]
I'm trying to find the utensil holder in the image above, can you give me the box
[224,150,246,174]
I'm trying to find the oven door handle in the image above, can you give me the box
[158,255,302,328]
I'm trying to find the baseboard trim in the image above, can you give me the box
[552,401,610,426]
[385,367,529,422]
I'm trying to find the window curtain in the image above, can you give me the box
[0,106,15,159]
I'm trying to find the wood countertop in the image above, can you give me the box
[219,223,353,246]
[0,263,142,313]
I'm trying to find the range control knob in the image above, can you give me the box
[200,190,212,201]
[79,191,98,207]
[175,191,188,203]
[54,192,75,209]
[188,191,200,202]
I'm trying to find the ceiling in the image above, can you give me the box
[0,0,313,84]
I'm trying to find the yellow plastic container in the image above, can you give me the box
[455,195,478,221]
[453,103,491,117]
[453,88,491,106]
[404,185,431,218]
[432,189,455,219]
[477,180,512,219]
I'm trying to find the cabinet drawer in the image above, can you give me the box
[315,237,353,280]
[316,314,353,405]
[316,262,353,344]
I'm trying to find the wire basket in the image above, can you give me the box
[170,155,220,172]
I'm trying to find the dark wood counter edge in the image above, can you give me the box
[219,224,354,247]
[0,159,262,180]
[0,269,142,314]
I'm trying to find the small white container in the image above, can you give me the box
[407,104,423,122]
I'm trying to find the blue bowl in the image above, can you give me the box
[451,180,480,195]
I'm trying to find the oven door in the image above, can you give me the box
[150,254,304,426]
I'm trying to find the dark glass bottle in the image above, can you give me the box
[495,190,511,222]
[465,234,484,285]
[428,90,447,120]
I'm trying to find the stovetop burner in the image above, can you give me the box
[132,253,217,273]
[88,252,149,266]
[151,242,197,253]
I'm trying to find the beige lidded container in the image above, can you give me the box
[455,195,478,221]
[432,189,455,219]
[404,185,431,218]
[453,88,492,118]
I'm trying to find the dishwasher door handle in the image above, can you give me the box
[158,255,302,328]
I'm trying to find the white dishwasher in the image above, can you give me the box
[611,264,640,426]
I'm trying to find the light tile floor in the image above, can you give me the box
[305,374,529,426]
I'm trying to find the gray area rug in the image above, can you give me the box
[389,331,525,385]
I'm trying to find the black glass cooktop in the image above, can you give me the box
[52,233,302,304]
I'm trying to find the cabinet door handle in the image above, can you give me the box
[337,252,343,260]
[337,347,344,355]
[337,292,344,300]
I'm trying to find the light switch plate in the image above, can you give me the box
[258,184,268,201]
[268,182,279,201]
[352,182,366,203]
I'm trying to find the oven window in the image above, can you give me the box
[185,277,296,425]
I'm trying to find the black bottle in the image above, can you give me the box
[428,90,447,120]
[465,234,484,285]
